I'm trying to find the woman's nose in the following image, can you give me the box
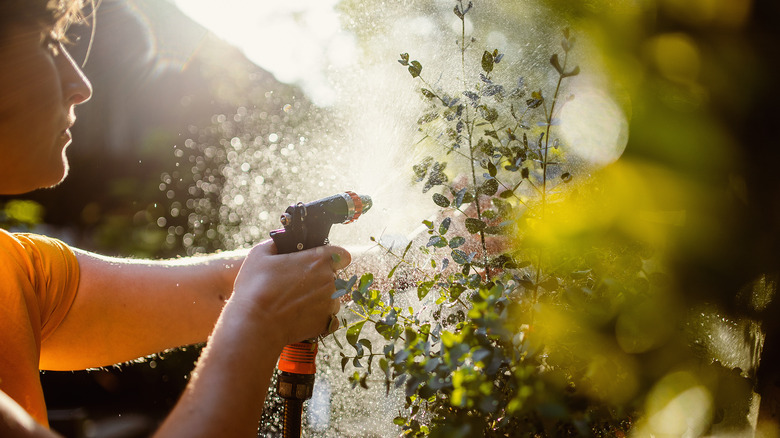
[58,46,93,105]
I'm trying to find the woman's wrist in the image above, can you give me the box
[217,293,288,354]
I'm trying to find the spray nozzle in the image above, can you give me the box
[270,191,372,254]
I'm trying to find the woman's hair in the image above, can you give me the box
[0,0,87,38]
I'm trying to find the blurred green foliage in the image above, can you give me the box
[0,200,45,230]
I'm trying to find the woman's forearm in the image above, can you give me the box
[40,249,248,370]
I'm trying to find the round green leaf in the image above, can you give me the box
[433,193,450,207]
[465,218,486,233]
[408,60,422,78]
[481,51,494,73]
[449,236,466,248]
[481,178,498,196]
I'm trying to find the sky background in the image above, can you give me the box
[172,0,356,106]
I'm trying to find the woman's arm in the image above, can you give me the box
[0,390,58,438]
[23,239,347,437]
[41,238,347,372]
[39,247,247,370]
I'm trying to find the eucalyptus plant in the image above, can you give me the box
[327,2,629,436]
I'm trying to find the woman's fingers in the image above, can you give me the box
[232,240,350,344]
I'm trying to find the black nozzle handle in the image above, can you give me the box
[270,192,372,253]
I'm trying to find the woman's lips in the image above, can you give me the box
[60,128,72,144]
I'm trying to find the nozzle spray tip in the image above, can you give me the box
[360,195,373,213]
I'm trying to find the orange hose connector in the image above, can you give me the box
[278,341,318,375]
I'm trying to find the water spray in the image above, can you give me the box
[269,191,372,438]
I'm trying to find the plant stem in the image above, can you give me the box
[541,51,567,217]
[457,2,490,282]
[532,49,568,321]
[467,123,490,281]
[460,1,467,90]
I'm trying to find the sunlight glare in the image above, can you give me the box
[173,0,356,105]
[558,82,629,166]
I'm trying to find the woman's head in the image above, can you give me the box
[0,0,93,195]
[1,1,87,41]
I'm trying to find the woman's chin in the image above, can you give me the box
[36,162,70,191]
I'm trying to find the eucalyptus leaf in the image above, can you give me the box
[481,178,498,196]
[433,193,450,208]
[449,236,466,248]
[358,273,374,294]
[479,105,499,123]
[427,235,447,248]
[526,97,543,109]
[550,53,563,74]
[341,353,349,372]
[423,161,448,193]
[481,51,494,73]
[387,262,400,279]
[332,275,358,299]
[346,320,367,349]
[439,217,452,235]
[472,348,491,364]
[421,88,436,99]
[451,249,469,265]
[413,157,433,182]
[563,66,581,78]
[408,60,422,78]
[401,240,414,258]
[454,187,467,208]
[418,281,434,300]
[465,218,486,233]
[463,90,479,104]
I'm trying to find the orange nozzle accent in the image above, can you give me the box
[278,342,318,375]
[344,191,363,224]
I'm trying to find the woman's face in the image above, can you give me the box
[0,24,92,195]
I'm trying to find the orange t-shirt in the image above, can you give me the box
[0,229,80,426]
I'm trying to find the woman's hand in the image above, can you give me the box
[230,240,351,350]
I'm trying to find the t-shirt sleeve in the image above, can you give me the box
[0,229,80,425]
[3,231,81,342]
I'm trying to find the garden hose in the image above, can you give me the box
[269,192,372,438]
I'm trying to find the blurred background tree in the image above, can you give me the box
[513,0,780,434]
[547,0,780,432]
